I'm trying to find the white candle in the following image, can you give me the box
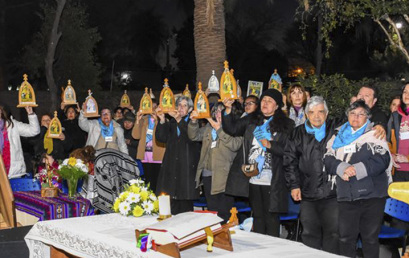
[158,194,171,216]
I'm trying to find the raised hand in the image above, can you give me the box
[190,110,199,122]
[206,117,221,131]
[25,106,33,115]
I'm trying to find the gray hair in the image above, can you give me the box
[176,95,194,110]
[305,96,329,115]
[346,100,371,118]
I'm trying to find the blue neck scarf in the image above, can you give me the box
[98,119,114,138]
[177,115,189,137]
[146,115,155,143]
[305,121,326,142]
[332,120,370,149]
[211,128,218,141]
[253,117,273,151]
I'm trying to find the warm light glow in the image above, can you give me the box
[396,22,403,29]
[296,69,302,73]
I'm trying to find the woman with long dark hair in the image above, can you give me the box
[0,105,40,178]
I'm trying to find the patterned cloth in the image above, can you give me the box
[14,191,94,221]
[82,148,140,213]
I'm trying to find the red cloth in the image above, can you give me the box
[2,129,11,174]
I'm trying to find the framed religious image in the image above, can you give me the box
[268,69,282,92]
[120,90,131,108]
[139,88,153,115]
[17,74,38,108]
[159,79,175,113]
[183,84,192,99]
[208,70,219,93]
[193,82,210,119]
[62,80,77,105]
[237,80,242,98]
[84,90,100,117]
[247,81,263,98]
[47,111,62,138]
[219,61,238,101]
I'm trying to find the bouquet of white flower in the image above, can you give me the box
[113,178,159,217]
[58,157,89,198]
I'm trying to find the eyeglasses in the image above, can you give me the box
[101,112,111,116]
[244,101,256,107]
[348,111,367,118]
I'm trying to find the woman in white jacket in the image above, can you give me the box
[0,106,40,178]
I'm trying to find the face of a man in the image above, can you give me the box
[244,98,258,114]
[177,99,190,117]
[306,104,327,128]
[101,109,112,126]
[357,87,377,108]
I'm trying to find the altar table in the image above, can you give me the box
[25,213,343,258]
[14,191,94,222]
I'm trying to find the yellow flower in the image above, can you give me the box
[113,199,121,212]
[140,191,149,201]
[119,192,129,202]
[153,200,159,212]
[133,205,144,217]
[68,157,77,166]
[129,185,140,194]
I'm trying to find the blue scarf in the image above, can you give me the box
[305,121,326,142]
[253,117,273,152]
[177,116,189,137]
[211,128,217,141]
[146,115,155,143]
[332,120,370,149]
[98,119,114,138]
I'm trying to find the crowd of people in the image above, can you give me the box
[1,82,408,257]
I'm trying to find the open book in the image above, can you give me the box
[145,212,223,247]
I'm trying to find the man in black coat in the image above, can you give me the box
[284,96,340,254]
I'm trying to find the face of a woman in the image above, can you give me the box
[41,115,51,128]
[101,109,112,126]
[261,96,278,117]
[348,107,368,130]
[177,100,190,117]
[402,84,409,106]
[114,109,123,120]
[390,99,400,113]
[290,88,304,107]
[66,107,76,120]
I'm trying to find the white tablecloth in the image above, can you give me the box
[25,213,343,258]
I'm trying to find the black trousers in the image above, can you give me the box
[171,199,193,215]
[249,183,280,237]
[300,198,339,254]
[141,163,161,193]
[202,176,234,223]
[338,198,386,258]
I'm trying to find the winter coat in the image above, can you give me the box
[224,113,294,213]
[7,114,40,178]
[155,117,200,200]
[188,122,242,195]
[324,124,391,202]
[284,118,344,201]
[58,109,87,152]
[78,112,128,155]
[132,116,165,161]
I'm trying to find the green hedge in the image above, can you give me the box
[296,74,401,119]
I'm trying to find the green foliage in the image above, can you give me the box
[21,1,102,93]
[58,165,87,181]
[297,74,399,118]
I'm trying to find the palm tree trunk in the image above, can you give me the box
[45,0,66,112]
[193,0,226,90]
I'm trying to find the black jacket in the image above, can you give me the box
[225,114,294,213]
[324,127,390,202]
[123,128,138,159]
[58,110,87,152]
[284,119,344,201]
[370,105,388,129]
[33,126,73,160]
[155,117,200,200]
